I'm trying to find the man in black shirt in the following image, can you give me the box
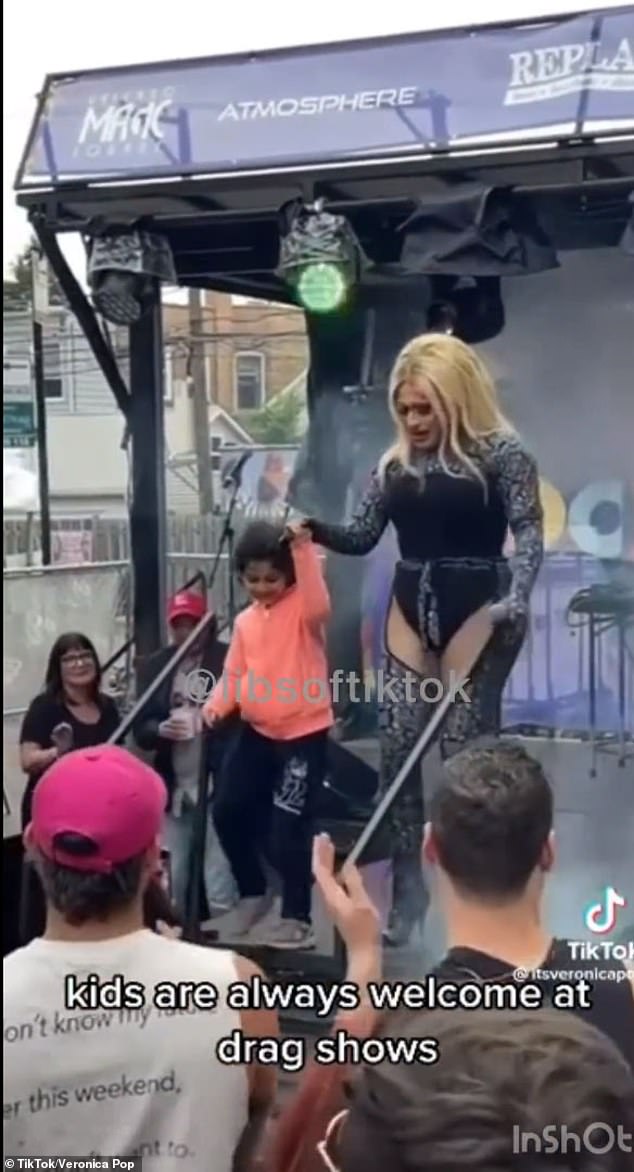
[423,740,634,1068]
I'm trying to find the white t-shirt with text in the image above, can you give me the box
[3,931,248,1170]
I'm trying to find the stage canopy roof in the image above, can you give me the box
[15,6,634,300]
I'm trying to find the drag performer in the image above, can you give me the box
[290,333,544,946]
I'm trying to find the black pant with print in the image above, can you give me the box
[213,723,328,923]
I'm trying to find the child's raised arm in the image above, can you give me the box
[288,530,331,625]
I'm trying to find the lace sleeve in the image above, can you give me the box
[306,469,388,555]
[494,435,544,616]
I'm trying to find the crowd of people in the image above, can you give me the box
[5,333,633,1167]
[4,740,634,1168]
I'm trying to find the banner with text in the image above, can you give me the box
[17,9,634,185]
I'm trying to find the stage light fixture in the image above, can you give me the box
[277,200,367,314]
[86,228,177,326]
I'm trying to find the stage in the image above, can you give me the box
[6,3,633,982]
[198,733,633,1000]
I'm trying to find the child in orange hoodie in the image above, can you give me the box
[203,519,333,949]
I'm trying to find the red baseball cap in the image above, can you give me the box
[167,590,208,625]
[27,746,167,873]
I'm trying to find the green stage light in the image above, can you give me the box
[296,262,348,313]
[277,199,368,315]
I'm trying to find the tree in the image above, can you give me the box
[240,387,306,444]
[3,243,33,310]
[3,240,65,311]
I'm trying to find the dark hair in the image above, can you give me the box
[339,1009,634,1172]
[234,520,295,584]
[430,740,553,899]
[143,879,182,931]
[34,843,145,926]
[44,632,101,703]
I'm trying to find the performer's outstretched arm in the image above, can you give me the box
[494,435,544,619]
[306,470,388,555]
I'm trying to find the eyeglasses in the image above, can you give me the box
[316,1109,348,1171]
[61,652,93,666]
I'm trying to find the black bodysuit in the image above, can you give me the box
[309,433,543,651]
[308,432,544,877]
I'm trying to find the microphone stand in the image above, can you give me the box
[183,466,246,942]
[223,479,240,628]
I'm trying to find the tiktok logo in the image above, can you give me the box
[584,886,627,935]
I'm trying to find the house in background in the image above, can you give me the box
[2,293,308,518]
[166,405,256,513]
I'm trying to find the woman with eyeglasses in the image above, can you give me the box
[19,632,120,828]
[17,632,120,941]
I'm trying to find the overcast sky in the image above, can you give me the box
[3,0,624,275]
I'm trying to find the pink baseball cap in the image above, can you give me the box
[27,745,167,873]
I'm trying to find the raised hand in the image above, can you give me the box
[312,833,380,960]
[283,519,312,545]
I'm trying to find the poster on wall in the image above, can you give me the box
[221,447,299,522]
[52,529,94,565]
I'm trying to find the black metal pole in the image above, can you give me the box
[128,300,168,669]
[183,483,244,940]
[31,310,51,566]
[183,737,213,944]
[226,525,236,626]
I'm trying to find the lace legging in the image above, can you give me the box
[378,617,526,922]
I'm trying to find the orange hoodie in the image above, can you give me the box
[204,541,334,741]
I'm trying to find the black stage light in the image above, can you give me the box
[86,228,177,326]
[277,199,369,314]
[399,182,558,277]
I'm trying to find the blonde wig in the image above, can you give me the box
[378,333,514,490]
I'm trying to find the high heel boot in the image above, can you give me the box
[383,849,429,948]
